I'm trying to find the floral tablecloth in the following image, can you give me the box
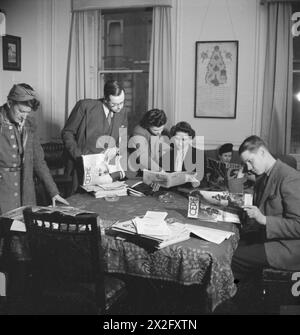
[68,191,239,312]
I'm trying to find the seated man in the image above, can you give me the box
[232,135,300,283]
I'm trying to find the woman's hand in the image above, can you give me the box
[52,194,70,207]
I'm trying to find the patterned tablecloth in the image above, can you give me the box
[66,190,240,312]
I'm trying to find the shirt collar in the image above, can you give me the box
[265,160,276,177]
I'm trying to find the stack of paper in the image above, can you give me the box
[82,181,128,198]
[108,211,191,249]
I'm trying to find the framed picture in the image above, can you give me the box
[2,35,21,71]
[194,40,238,118]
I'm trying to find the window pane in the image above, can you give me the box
[100,9,152,136]
[291,72,300,153]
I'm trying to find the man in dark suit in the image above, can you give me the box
[232,135,300,282]
[62,80,128,194]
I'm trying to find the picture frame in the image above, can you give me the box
[194,40,238,119]
[2,35,21,71]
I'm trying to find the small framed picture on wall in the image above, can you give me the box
[2,35,21,71]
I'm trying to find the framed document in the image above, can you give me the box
[2,35,21,71]
[194,40,238,119]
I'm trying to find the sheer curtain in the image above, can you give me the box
[65,10,101,118]
[148,6,174,127]
[261,2,293,155]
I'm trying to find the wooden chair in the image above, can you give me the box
[261,154,299,314]
[23,207,127,315]
[262,268,300,314]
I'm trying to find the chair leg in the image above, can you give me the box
[0,272,7,297]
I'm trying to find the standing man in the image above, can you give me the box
[232,135,300,282]
[0,83,68,214]
[62,80,127,194]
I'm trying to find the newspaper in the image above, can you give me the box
[143,169,199,188]
[196,190,253,207]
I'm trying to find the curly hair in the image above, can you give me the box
[140,109,167,129]
[170,121,195,139]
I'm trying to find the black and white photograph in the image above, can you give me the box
[0,0,300,321]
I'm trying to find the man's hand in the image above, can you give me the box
[52,194,70,207]
[242,205,266,225]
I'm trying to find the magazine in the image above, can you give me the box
[187,196,241,224]
[143,169,199,188]
[196,190,253,208]
[82,151,124,186]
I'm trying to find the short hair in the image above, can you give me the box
[8,83,40,111]
[140,109,167,129]
[238,135,267,155]
[218,143,233,156]
[104,80,124,100]
[170,121,195,139]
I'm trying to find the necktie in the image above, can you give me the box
[107,112,112,126]
[254,173,268,206]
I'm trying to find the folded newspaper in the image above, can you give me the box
[143,169,199,188]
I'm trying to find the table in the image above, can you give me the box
[0,188,239,312]
[67,190,239,312]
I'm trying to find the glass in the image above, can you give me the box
[158,192,174,204]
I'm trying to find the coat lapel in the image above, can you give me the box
[258,160,280,209]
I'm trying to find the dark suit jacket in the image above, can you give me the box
[62,99,127,194]
[258,159,300,270]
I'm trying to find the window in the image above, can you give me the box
[291,3,300,154]
[99,8,152,135]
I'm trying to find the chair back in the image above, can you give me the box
[23,207,105,313]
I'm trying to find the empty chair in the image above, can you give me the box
[23,207,126,315]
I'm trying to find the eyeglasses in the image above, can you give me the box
[108,100,125,108]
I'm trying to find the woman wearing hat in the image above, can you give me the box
[0,83,68,214]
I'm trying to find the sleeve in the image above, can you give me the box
[266,174,300,240]
[61,100,85,160]
[32,132,59,198]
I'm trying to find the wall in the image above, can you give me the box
[173,0,267,150]
[0,0,71,142]
[0,0,266,147]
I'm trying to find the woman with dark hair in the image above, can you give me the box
[0,83,68,213]
[163,121,202,187]
[129,109,170,172]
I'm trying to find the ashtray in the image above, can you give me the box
[105,195,120,202]
[158,192,174,203]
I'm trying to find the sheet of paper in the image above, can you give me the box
[144,211,168,221]
[186,223,235,244]
[10,219,26,232]
[134,217,170,238]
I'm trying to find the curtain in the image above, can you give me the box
[65,10,101,118]
[148,6,174,127]
[260,2,293,155]
[72,0,173,11]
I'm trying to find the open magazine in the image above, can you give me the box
[187,189,253,224]
[143,169,199,188]
[82,152,124,186]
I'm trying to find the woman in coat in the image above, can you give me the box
[0,83,68,214]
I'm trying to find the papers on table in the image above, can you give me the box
[108,210,235,247]
[82,181,128,198]
[186,224,235,245]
